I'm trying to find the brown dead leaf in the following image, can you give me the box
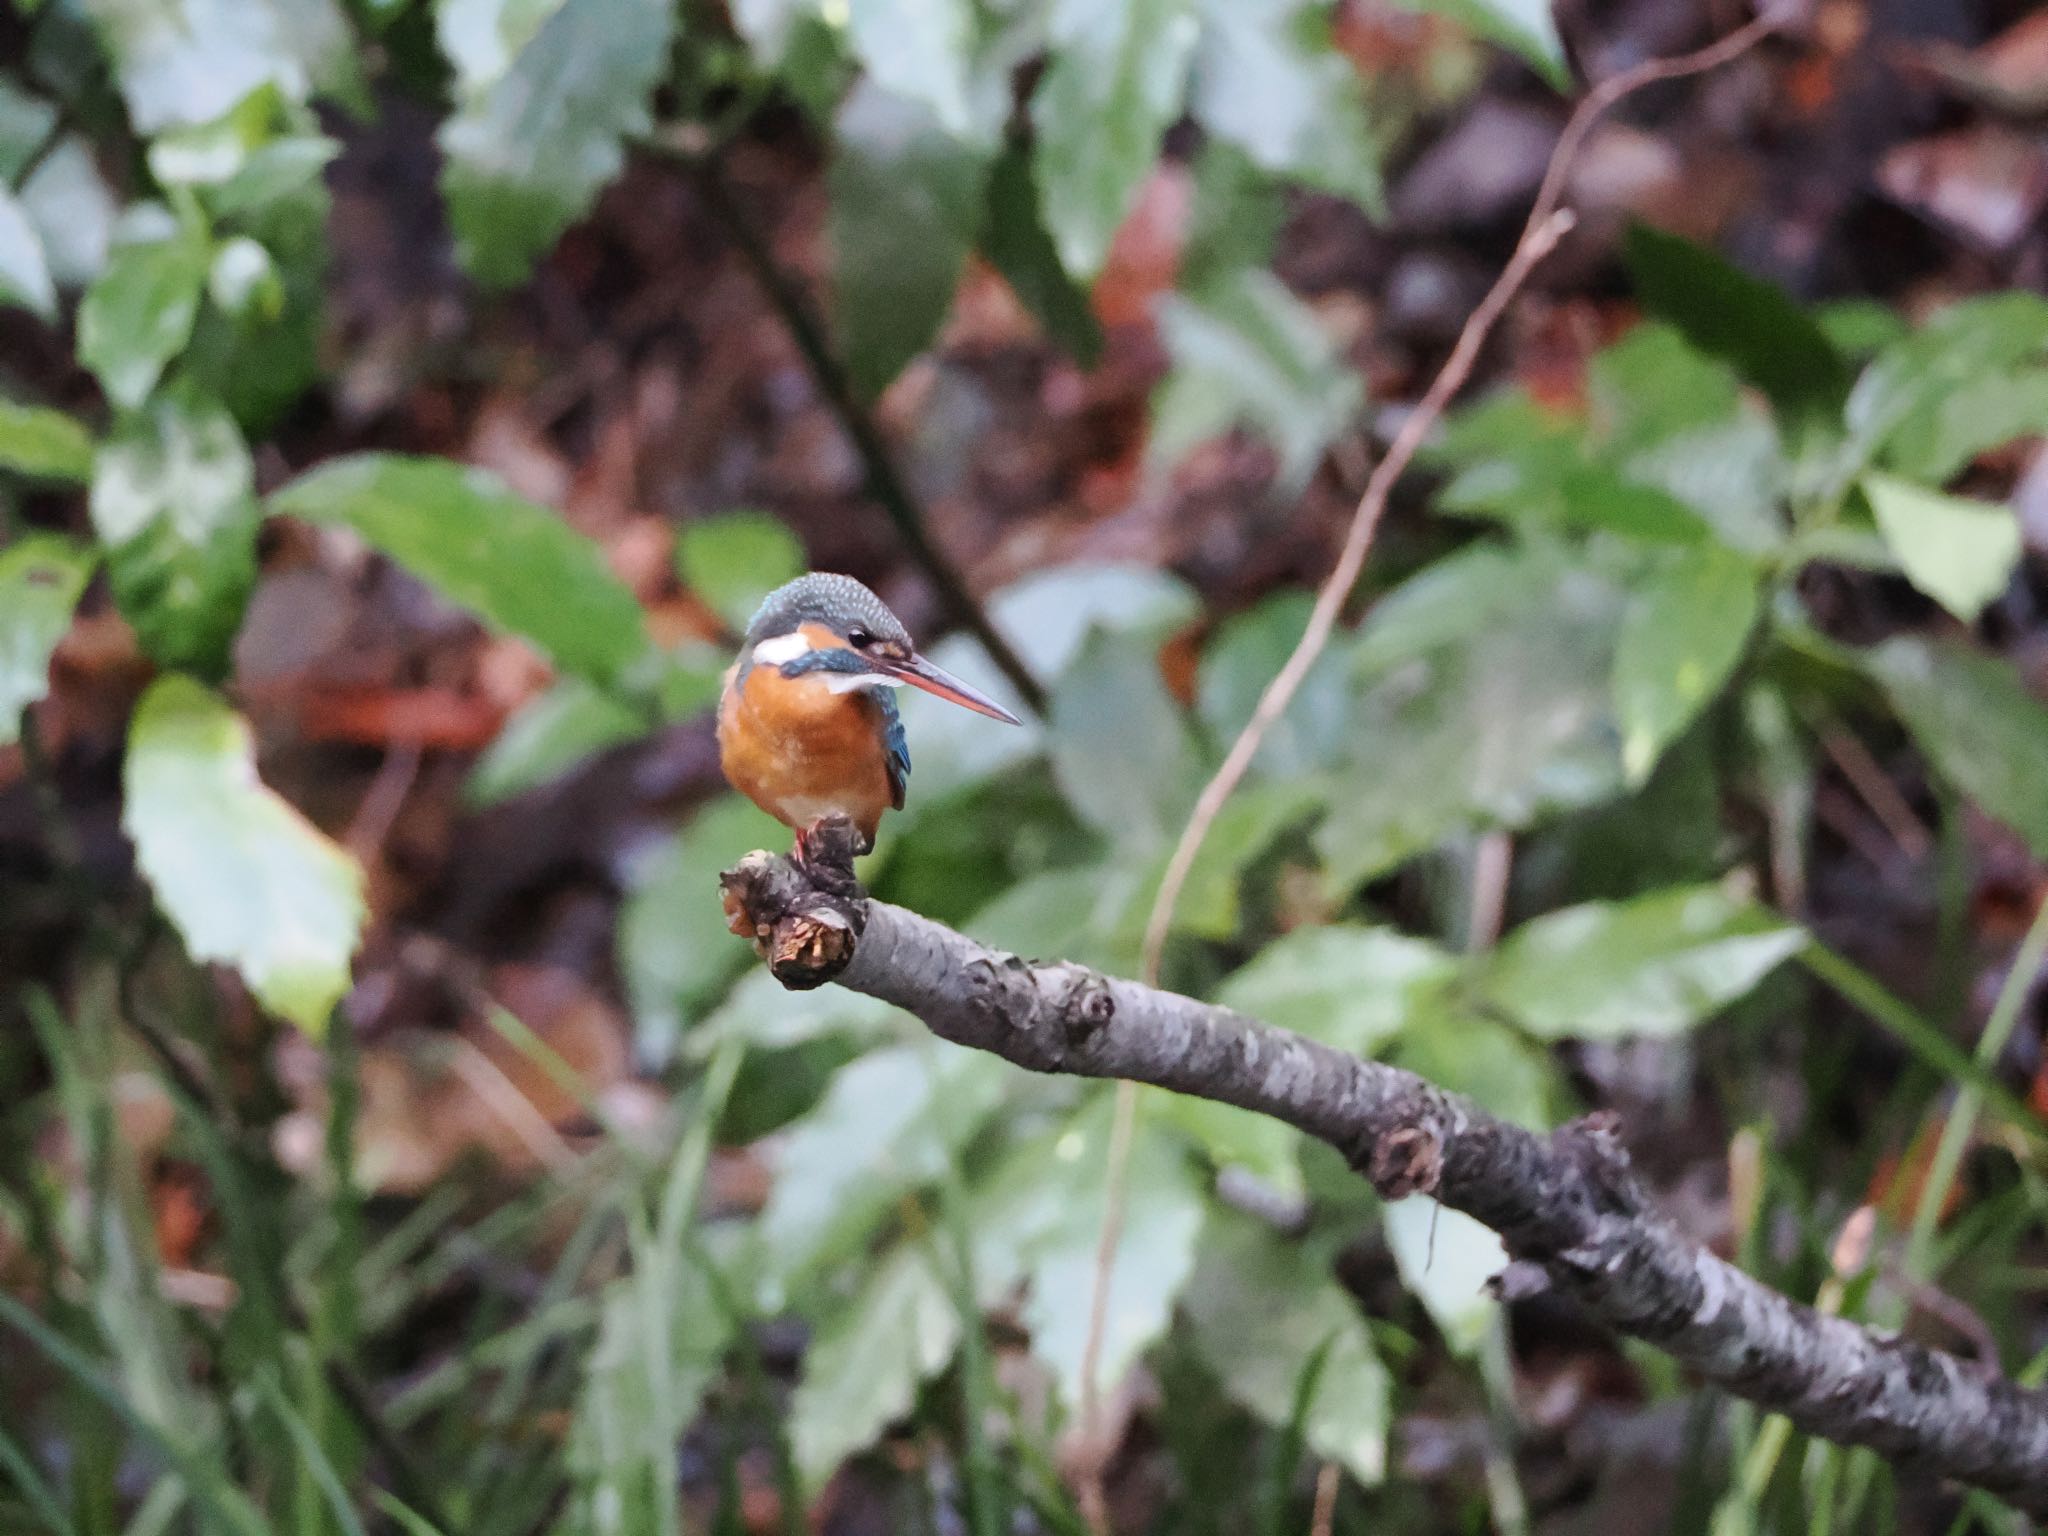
[1091,167,1191,331]
[1877,126,2048,253]
[1908,11,2048,118]
[287,683,508,750]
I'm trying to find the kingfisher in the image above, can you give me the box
[718,572,1021,860]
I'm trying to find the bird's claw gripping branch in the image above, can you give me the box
[720,816,866,990]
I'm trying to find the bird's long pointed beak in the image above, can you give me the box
[882,653,1023,724]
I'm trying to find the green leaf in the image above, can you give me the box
[1032,0,1198,279]
[207,236,282,318]
[1156,1091,1304,1198]
[829,81,988,401]
[971,1101,1206,1413]
[1197,591,1351,778]
[145,90,281,188]
[0,81,57,182]
[688,966,907,1058]
[1390,0,1565,83]
[1133,778,1324,942]
[1814,298,1909,357]
[90,393,260,676]
[209,133,341,219]
[435,0,569,92]
[1623,225,1850,432]
[965,863,1115,954]
[465,677,646,808]
[989,561,1199,677]
[1382,1196,1507,1356]
[77,232,209,410]
[270,453,654,689]
[1151,266,1362,490]
[980,142,1103,366]
[1879,367,2048,485]
[17,137,120,293]
[675,511,806,634]
[729,0,825,65]
[843,0,976,138]
[437,0,674,286]
[1048,627,1207,848]
[1478,882,1803,1041]
[1215,925,1457,1056]
[1613,543,1760,783]
[1846,293,2048,471]
[1868,637,2048,862]
[1188,0,1382,211]
[1182,1207,1389,1485]
[617,795,785,1068]
[122,675,366,1034]
[788,1242,960,1493]
[82,0,356,132]
[179,127,335,431]
[1863,473,2020,623]
[0,186,56,320]
[1180,138,1287,290]
[1430,380,1751,550]
[0,536,95,745]
[1586,323,1788,553]
[1317,544,1631,893]
[755,1045,1013,1301]
[0,400,95,481]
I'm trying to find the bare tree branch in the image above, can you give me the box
[719,841,2048,1518]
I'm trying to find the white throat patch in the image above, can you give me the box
[822,671,905,694]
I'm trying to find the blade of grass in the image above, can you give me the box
[484,1005,647,1169]
[1905,891,2048,1280]
[467,1191,617,1448]
[0,1419,79,1536]
[297,1016,366,1536]
[930,1162,1008,1536]
[654,1036,746,1252]
[1255,1338,1334,1536]
[119,1477,187,1536]
[1796,944,2045,1149]
[0,1293,269,1536]
[372,1491,449,1536]
[387,1295,604,1427]
[258,1371,370,1536]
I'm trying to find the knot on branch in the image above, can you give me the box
[1059,973,1116,1048]
[719,823,867,991]
[1365,1124,1444,1200]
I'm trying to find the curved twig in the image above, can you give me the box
[1076,15,1789,1507]
[719,849,2048,1518]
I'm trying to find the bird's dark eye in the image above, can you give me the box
[848,628,873,649]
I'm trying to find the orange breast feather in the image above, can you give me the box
[718,662,897,843]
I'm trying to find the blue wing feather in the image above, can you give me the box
[881,692,910,810]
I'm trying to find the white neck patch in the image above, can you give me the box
[751,631,813,666]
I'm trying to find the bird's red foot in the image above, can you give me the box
[793,816,864,899]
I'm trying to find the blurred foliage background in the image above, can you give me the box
[4,0,2048,1532]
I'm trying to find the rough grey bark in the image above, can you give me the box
[720,842,2048,1513]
